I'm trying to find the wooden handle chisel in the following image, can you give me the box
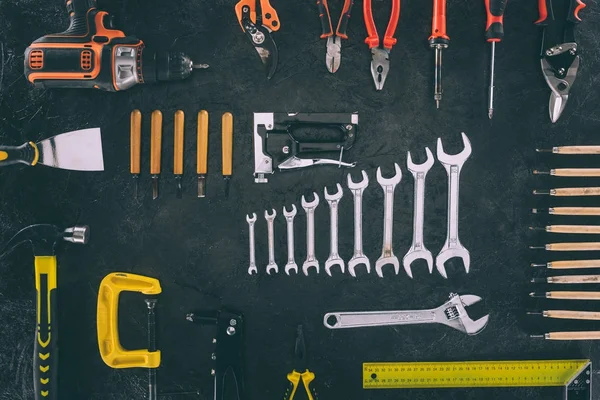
[533,187,600,196]
[222,112,233,198]
[530,242,600,251]
[532,207,600,216]
[531,331,600,340]
[534,168,600,177]
[130,109,142,198]
[531,274,600,284]
[529,225,600,234]
[174,110,185,198]
[528,310,600,321]
[531,260,600,269]
[197,110,209,198]
[150,110,163,200]
[537,145,600,155]
[530,291,600,300]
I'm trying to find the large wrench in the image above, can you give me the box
[283,205,298,275]
[403,148,434,278]
[375,163,402,278]
[246,213,257,275]
[347,171,370,277]
[323,293,489,336]
[265,209,278,275]
[301,193,320,275]
[436,132,471,278]
[324,183,345,276]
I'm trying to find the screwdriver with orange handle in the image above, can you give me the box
[174,110,185,198]
[485,0,507,119]
[429,0,449,108]
[130,110,142,198]
[150,110,163,200]
[197,110,209,198]
[222,112,233,198]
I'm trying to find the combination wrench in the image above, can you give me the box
[347,171,370,277]
[246,213,257,275]
[323,293,489,336]
[403,148,434,278]
[265,209,278,275]
[436,132,472,278]
[375,163,402,278]
[283,205,298,275]
[324,183,345,276]
[302,193,320,275]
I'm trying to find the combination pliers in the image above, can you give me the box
[536,0,586,122]
[317,0,355,73]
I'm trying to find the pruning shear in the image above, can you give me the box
[282,325,319,400]
[535,0,586,122]
[364,0,401,90]
[235,0,280,79]
[317,0,355,73]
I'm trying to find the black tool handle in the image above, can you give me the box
[0,142,37,167]
[316,0,333,38]
[535,0,554,26]
[33,256,58,400]
[336,0,354,39]
[485,0,507,42]
[567,0,586,23]
[64,0,98,36]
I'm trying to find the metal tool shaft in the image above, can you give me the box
[488,42,496,119]
[434,46,443,108]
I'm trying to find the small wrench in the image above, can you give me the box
[246,213,257,275]
[436,132,472,278]
[324,183,345,276]
[283,205,298,275]
[347,170,370,277]
[403,148,434,278]
[323,293,489,336]
[265,209,278,275]
[302,193,320,275]
[375,163,402,278]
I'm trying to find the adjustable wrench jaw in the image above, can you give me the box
[436,293,489,336]
[302,193,320,276]
[325,184,345,276]
[283,205,298,275]
[375,164,402,278]
[347,170,370,277]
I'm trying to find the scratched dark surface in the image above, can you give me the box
[1,0,600,399]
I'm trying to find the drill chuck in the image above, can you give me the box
[142,51,195,83]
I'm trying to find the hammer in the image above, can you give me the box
[1,224,89,400]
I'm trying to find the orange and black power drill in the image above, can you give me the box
[24,0,206,91]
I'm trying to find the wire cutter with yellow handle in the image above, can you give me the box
[283,325,319,400]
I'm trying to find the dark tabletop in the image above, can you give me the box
[1,0,600,399]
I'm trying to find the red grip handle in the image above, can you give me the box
[336,0,354,39]
[430,0,449,40]
[383,0,400,49]
[568,0,586,23]
[317,0,333,38]
[485,0,507,42]
[363,0,379,48]
[535,0,552,26]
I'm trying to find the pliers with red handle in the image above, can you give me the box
[536,0,586,122]
[364,0,400,90]
[317,0,354,73]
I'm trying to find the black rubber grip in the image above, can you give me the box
[0,143,37,167]
[336,0,354,38]
[33,275,58,400]
[316,0,333,38]
[64,0,97,36]
[485,22,504,41]
[488,0,507,17]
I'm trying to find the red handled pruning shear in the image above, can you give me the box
[364,0,401,90]
[317,0,355,73]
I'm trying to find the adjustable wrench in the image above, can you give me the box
[246,213,257,275]
[403,148,434,278]
[302,193,320,275]
[323,293,489,336]
[436,132,471,278]
[375,163,402,278]
[283,205,298,275]
[265,209,279,274]
[347,170,370,277]
[324,183,345,276]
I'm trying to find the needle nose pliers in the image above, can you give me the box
[283,325,318,400]
[317,0,355,73]
[364,0,401,90]
[536,0,586,123]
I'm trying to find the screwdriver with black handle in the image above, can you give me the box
[485,0,507,119]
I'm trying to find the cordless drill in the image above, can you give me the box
[24,0,206,91]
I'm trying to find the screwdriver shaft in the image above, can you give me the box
[488,41,496,119]
[433,46,443,108]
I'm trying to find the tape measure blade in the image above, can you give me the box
[363,360,591,390]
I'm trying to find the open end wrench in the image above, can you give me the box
[324,183,345,276]
[375,164,402,278]
[347,171,370,277]
[246,213,257,275]
[403,148,434,278]
[436,132,472,278]
[283,205,298,275]
[323,293,489,336]
[302,193,320,276]
[265,209,278,275]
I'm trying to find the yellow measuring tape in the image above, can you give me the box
[363,360,591,398]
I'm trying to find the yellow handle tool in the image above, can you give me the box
[222,112,233,197]
[150,110,163,200]
[197,110,209,198]
[130,110,142,198]
[174,110,185,198]
[97,272,162,369]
